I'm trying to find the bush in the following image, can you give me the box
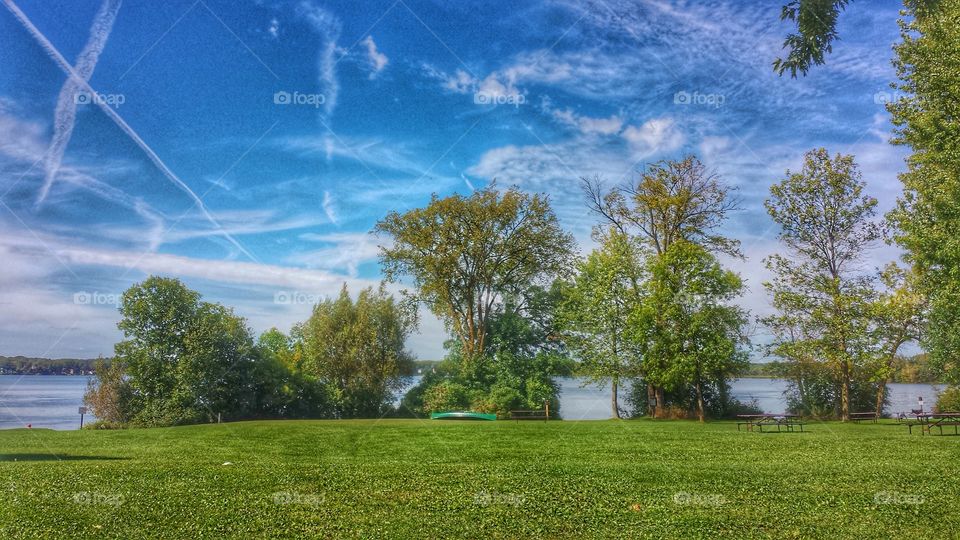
[935,386,960,412]
[422,382,471,413]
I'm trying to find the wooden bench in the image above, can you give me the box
[850,412,878,423]
[737,413,805,433]
[510,409,549,422]
[907,412,960,435]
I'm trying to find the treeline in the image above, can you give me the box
[0,356,99,375]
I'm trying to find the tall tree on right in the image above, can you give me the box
[763,149,883,421]
[887,0,960,387]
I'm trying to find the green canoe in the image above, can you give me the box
[430,411,497,421]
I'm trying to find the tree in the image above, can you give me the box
[762,149,883,420]
[632,241,749,422]
[111,276,277,426]
[887,0,960,387]
[559,229,645,419]
[83,357,133,426]
[376,185,574,366]
[583,155,741,416]
[300,284,416,418]
[870,264,927,414]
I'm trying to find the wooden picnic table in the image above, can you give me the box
[736,413,804,433]
[906,412,960,435]
[850,411,878,423]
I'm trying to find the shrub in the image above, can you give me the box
[935,386,960,412]
[421,382,471,413]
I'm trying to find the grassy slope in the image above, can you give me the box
[1,419,957,539]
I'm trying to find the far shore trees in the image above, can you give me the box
[583,155,743,417]
[763,149,883,421]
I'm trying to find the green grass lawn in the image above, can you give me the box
[1,419,957,539]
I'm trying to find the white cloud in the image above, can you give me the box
[360,35,389,78]
[322,190,338,224]
[268,18,280,38]
[621,117,685,158]
[298,1,341,117]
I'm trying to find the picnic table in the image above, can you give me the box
[736,413,805,433]
[905,412,960,435]
[850,411,878,423]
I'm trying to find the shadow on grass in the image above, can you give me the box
[0,454,129,462]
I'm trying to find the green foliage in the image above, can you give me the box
[83,357,133,425]
[888,0,960,386]
[762,149,883,420]
[632,241,750,421]
[773,0,850,77]
[299,284,416,418]
[376,185,575,364]
[558,229,645,418]
[935,385,960,412]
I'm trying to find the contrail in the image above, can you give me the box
[3,0,259,262]
[37,0,121,206]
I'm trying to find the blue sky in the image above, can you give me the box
[0,0,909,359]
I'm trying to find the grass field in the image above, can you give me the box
[1,419,958,539]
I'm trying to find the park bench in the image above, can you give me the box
[736,413,805,433]
[906,412,960,435]
[510,409,549,422]
[850,411,878,423]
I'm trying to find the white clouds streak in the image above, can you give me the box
[37,0,121,206]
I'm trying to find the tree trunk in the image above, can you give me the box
[875,381,887,418]
[695,380,705,423]
[611,378,621,419]
[655,386,665,418]
[646,383,656,418]
[840,361,851,422]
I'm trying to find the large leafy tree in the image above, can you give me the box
[559,229,645,419]
[110,276,273,426]
[583,155,741,416]
[763,149,883,420]
[633,241,749,422]
[887,0,960,386]
[300,284,416,418]
[376,185,574,367]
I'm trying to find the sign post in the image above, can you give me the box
[78,406,87,429]
[918,396,924,413]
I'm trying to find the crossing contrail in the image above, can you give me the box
[37,0,121,206]
[2,0,259,262]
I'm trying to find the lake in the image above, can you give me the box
[0,374,946,429]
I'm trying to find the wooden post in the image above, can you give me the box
[544,400,549,421]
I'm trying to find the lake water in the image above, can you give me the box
[0,375,946,429]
